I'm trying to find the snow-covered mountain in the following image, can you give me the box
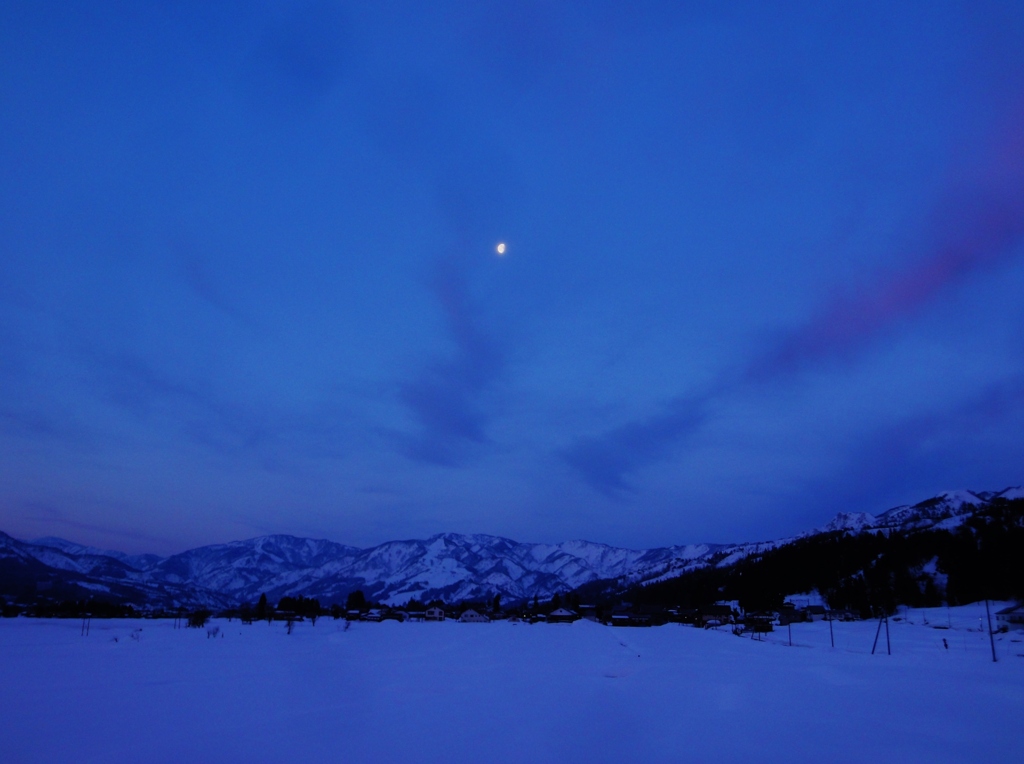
[124,533,719,606]
[814,487,1023,535]
[2,486,1020,609]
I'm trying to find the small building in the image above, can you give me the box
[804,605,828,621]
[777,606,804,626]
[608,609,652,627]
[425,606,445,622]
[744,616,774,634]
[458,609,490,623]
[671,608,701,626]
[362,608,383,622]
[996,604,1024,629]
[700,605,735,625]
[547,607,578,624]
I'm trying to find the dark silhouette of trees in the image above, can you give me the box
[277,596,321,624]
[187,609,211,628]
[24,599,137,619]
[255,593,269,621]
[404,598,425,612]
[346,590,367,610]
[617,498,1023,617]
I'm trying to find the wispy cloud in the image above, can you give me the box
[748,190,1024,380]
[562,395,707,495]
[14,498,171,553]
[796,373,1024,523]
[174,240,261,332]
[237,0,348,116]
[564,134,1024,496]
[397,259,504,466]
[60,343,353,467]
[0,406,83,441]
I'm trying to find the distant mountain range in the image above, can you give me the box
[2,487,1021,610]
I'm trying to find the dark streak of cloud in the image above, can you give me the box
[397,259,504,466]
[66,345,352,467]
[565,129,1024,496]
[237,0,348,116]
[15,499,171,552]
[0,407,82,441]
[174,239,260,332]
[792,374,1024,528]
[749,190,1024,380]
[562,396,707,496]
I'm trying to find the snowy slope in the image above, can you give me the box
[813,487,1023,536]
[31,536,161,570]
[814,512,877,534]
[874,489,990,530]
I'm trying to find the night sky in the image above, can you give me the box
[2,2,1024,554]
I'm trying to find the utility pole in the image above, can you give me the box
[871,614,885,655]
[828,610,834,648]
[985,599,998,663]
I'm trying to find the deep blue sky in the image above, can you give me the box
[2,2,1024,554]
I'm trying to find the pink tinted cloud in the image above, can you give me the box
[566,115,1024,495]
[751,161,1024,380]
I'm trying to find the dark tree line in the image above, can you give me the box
[20,599,138,619]
[277,596,322,618]
[618,498,1024,617]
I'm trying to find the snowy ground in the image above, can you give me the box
[1,603,1021,763]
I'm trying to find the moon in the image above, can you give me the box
[496,242,506,255]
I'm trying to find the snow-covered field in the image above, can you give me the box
[1,604,1021,763]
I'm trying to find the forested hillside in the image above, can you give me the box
[620,498,1024,615]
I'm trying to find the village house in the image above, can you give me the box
[425,606,445,621]
[778,605,804,626]
[804,605,828,621]
[458,609,489,623]
[700,604,735,626]
[996,604,1024,629]
[671,608,701,626]
[547,607,578,624]
[608,609,635,627]
[743,614,774,634]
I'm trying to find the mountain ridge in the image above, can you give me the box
[2,486,1019,609]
